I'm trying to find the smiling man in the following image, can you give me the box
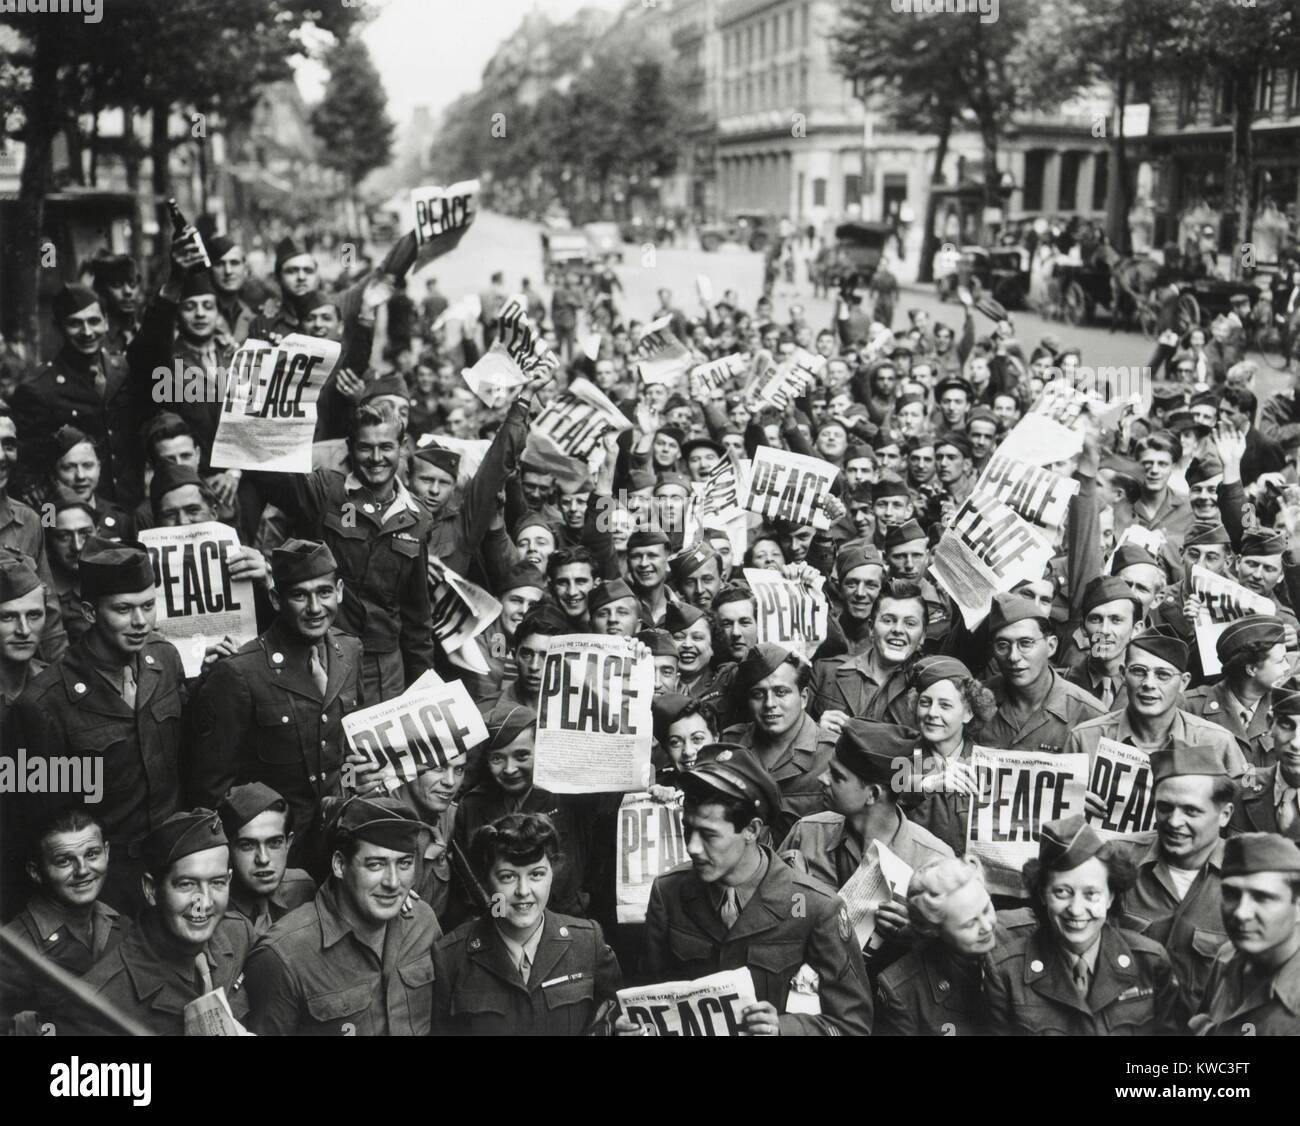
[8,538,186,915]
[1115,434,1192,558]
[626,528,672,626]
[244,795,443,1035]
[217,782,315,938]
[0,552,48,726]
[1059,576,1141,710]
[589,578,643,638]
[548,546,597,630]
[75,808,254,1035]
[830,545,886,659]
[1190,832,1300,1036]
[639,745,872,1036]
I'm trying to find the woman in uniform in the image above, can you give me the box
[435,812,622,1036]
[984,816,1188,1036]
[903,657,996,855]
[875,857,1034,1035]
[668,603,736,709]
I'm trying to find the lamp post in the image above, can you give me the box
[851,75,872,220]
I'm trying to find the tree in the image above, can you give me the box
[310,36,395,231]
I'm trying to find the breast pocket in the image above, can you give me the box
[254,704,301,765]
[668,927,716,978]
[747,942,805,1007]
[448,988,511,1035]
[542,974,595,1036]
[396,958,436,1035]
[149,688,182,740]
[67,727,133,796]
[304,984,375,1036]
[1010,1001,1076,1036]
[1104,994,1157,1036]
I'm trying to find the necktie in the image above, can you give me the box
[720,887,740,930]
[93,363,107,401]
[1099,680,1114,710]
[1279,786,1298,834]
[121,663,136,709]
[195,953,214,995]
[518,950,531,984]
[1072,955,1090,999]
[310,644,328,697]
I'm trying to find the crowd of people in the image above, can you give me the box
[0,201,1297,1040]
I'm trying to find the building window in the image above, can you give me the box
[1255,68,1274,115]
[1215,72,1235,123]
[758,21,765,58]
[1289,68,1300,112]
[802,4,810,45]
[1023,150,1047,211]
[800,62,808,102]
[1177,78,1198,127]
[1092,150,1109,211]
[786,10,794,49]
[1059,151,1082,210]
[813,177,827,206]
[844,173,862,206]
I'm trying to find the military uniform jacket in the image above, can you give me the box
[226,869,318,938]
[188,623,362,860]
[8,636,186,856]
[1181,681,1273,770]
[976,670,1105,755]
[243,880,443,1036]
[0,495,68,662]
[643,847,874,1036]
[72,912,254,1036]
[722,715,835,840]
[1122,839,1228,1004]
[434,911,621,1036]
[903,738,973,856]
[874,909,1037,1036]
[1064,708,1248,777]
[779,807,953,893]
[258,469,435,678]
[1228,763,1300,840]
[809,648,914,726]
[9,345,147,506]
[1190,942,1300,1036]
[984,923,1187,1036]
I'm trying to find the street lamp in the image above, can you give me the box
[851,76,873,219]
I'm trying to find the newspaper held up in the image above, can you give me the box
[533,377,633,460]
[140,522,257,677]
[1190,565,1275,677]
[210,335,341,473]
[615,791,689,924]
[635,315,693,385]
[534,634,653,794]
[1086,738,1159,844]
[743,567,829,664]
[618,969,758,1036]
[837,839,913,949]
[742,446,839,531]
[411,180,479,265]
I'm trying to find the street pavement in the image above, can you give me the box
[413,210,1291,401]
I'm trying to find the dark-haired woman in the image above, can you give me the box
[984,815,1187,1036]
[667,602,737,716]
[435,812,622,1035]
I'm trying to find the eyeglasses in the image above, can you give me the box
[992,637,1044,657]
[1125,665,1179,684]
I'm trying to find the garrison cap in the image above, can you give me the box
[0,552,41,604]
[669,541,720,583]
[1110,544,1160,574]
[988,591,1049,634]
[271,539,337,588]
[1150,745,1232,786]
[78,537,155,601]
[179,271,216,300]
[835,544,884,581]
[218,782,288,837]
[884,519,927,552]
[894,393,925,411]
[1216,615,1286,663]
[206,234,238,261]
[1081,575,1143,617]
[1221,833,1300,877]
[872,429,904,453]
[149,461,205,512]
[358,373,410,405]
[588,578,639,615]
[1272,676,1300,717]
[682,437,725,461]
[845,442,875,463]
[683,746,782,826]
[967,406,998,428]
[1036,815,1106,871]
[290,290,338,319]
[274,236,310,273]
[655,472,692,494]
[651,692,693,744]
[142,809,227,876]
[636,628,678,658]
[654,425,686,450]
[664,601,706,633]
[89,254,138,288]
[413,444,461,478]
[834,719,918,787]
[1128,624,1189,671]
[512,512,554,541]
[872,476,911,503]
[1185,458,1224,487]
[329,795,424,853]
[52,284,101,323]
[909,656,973,692]
[499,562,547,594]
[934,433,973,460]
[934,376,974,401]
[733,641,795,695]
[627,527,671,551]
[480,699,537,752]
[1151,383,1185,405]
[627,468,657,492]
[1184,520,1231,547]
[1239,527,1287,557]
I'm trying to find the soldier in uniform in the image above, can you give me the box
[875,857,1035,1036]
[217,782,316,937]
[435,812,622,1035]
[0,551,48,726]
[984,816,1187,1036]
[1058,576,1141,711]
[0,809,125,1033]
[882,521,951,646]
[722,643,835,839]
[206,235,257,345]
[976,592,1104,754]
[8,537,187,915]
[1183,616,1290,768]
[1122,745,1236,1002]
[254,401,433,700]
[242,795,443,1036]
[1230,686,1300,839]
[188,540,363,872]
[88,254,142,356]
[1190,833,1300,1036]
[43,490,95,648]
[1066,627,1247,776]
[632,746,873,1036]
[1147,520,1234,685]
[669,540,725,611]
[71,808,254,1036]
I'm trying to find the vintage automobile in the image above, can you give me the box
[698,211,775,252]
[825,220,894,291]
[540,229,593,284]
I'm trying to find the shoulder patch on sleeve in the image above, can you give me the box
[837,903,851,943]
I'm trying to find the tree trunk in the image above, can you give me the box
[123,124,145,272]
[917,116,953,284]
[150,100,173,272]
[64,121,85,186]
[979,111,1001,242]
[1,26,60,350]
[1231,71,1254,276]
[1106,68,1130,251]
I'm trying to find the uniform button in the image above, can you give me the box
[1030,959,1044,973]
[321,714,328,723]
[56,375,65,384]
[937,979,949,992]
[469,937,481,952]
[281,715,289,724]
[71,409,78,417]
[320,740,327,748]
[363,503,375,514]
[74,682,87,694]
[1117,954,1132,969]
[272,652,283,664]
[308,774,317,783]
[144,654,155,665]
[559,926,569,937]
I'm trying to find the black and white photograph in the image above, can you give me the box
[0,0,1297,1095]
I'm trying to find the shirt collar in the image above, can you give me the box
[1277,769,1299,806]
[344,474,420,521]
[708,849,769,913]
[25,893,113,944]
[496,915,547,976]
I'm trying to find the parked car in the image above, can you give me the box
[698,212,776,253]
